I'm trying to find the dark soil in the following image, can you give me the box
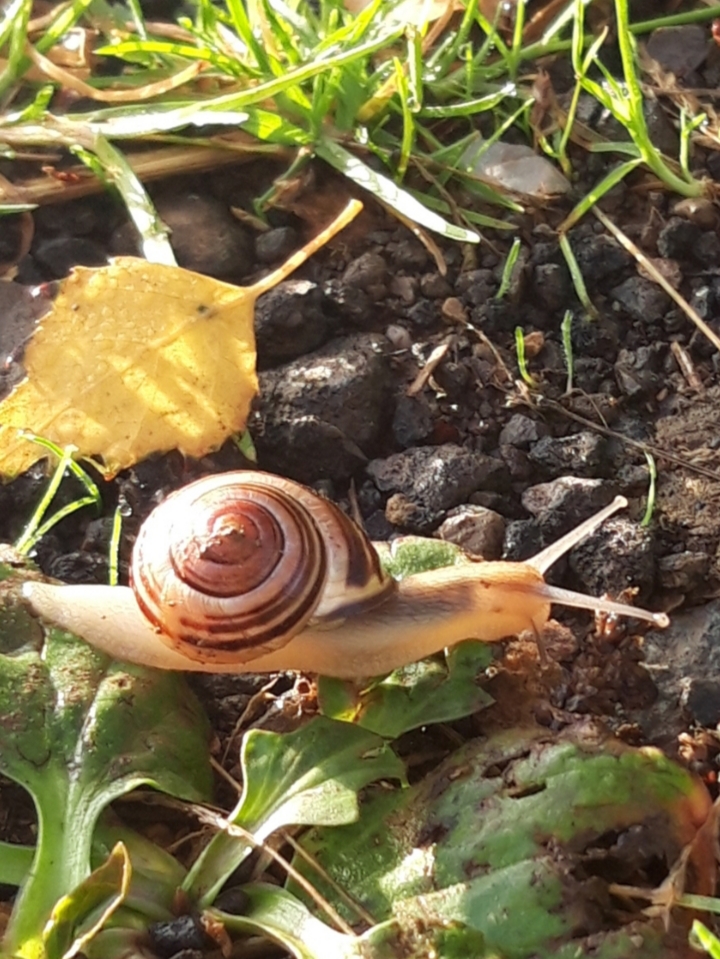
[2,5,720,953]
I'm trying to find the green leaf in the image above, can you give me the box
[319,536,494,737]
[318,642,494,738]
[292,729,711,958]
[0,576,212,958]
[184,717,405,906]
[43,842,130,959]
[316,139,479,243]
[214,885,495,959]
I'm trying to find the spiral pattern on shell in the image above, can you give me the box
[130,471,394,665]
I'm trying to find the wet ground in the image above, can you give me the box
[2,6,720,952]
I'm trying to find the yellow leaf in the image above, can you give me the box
[0,200,362,478]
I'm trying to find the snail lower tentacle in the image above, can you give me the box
[19,473,669,678]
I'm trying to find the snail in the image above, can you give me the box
[20,471,669,679]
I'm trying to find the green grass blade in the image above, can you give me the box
[316,138,479,242]
[496,237,521,300]
[393,57,414,181]
[514,327,536,388]
[561,310,574,394]
[559,232,597,318]
[75,135,176,265]
[560,157,643,232]
[640,452,657,528]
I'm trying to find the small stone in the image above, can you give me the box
[455,268,495,305]
[436,505,505,559]
[646,25,709,78]
[385,324,413,350]
[614,347,661,399]
[406,300,438,329]
[252,333,391,483]
[569,518,655,602]
[521,477,613,540]
[154,193,252,280]
[693,232,720,268]
[657,217,703,260]
[149,916,208,957]
[502,518,544,562]
[391,238,429,271]
[389,275,417,304]
[254,279,330,369]
[533,262,571,312]
[33,237,106,277]
[441,297,467,324]
[368,444,508,533]
[681,678,720,728]
[341,251,387,293]
[419,272,453,299]
[254,226,298,264]
[658,551,710,592]
[611,277,671,323]
[569,233,631,285]
[672,197,716,229]
[643,600,720,745]
[392,395,434,448]
[499,414,548,449]
[432,361,469,401]
[528,431,607,478]
[499,444,531,481]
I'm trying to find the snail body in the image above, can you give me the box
[21,471,669,679]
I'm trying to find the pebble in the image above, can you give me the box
[533,262,571,312]
[499,413,548,449]
[502,518,544,562]
[154,193,252,279]
[254,279,331,369]
[392,395,434,448]
[436,504,506,559]
[252,333,391,483]
[441,297,467,324]
[455,268,495,306]
[614,347,661,399]
[499,444,531,481]
[610,277,671,323]
[569,518,655,602]
[419,272,453,299]
[528,431,607,478]
[341,251,388,298]
[642,600,720,741]
[521,477,614,540]
[32,237,107,277]
[657,551,710,592]
[406,300,438,330]
[570,233,632,288]
[646,25,709,77]
[254,226,298,264]
[657,217,703,261]
[672,197,716,229]
[693,232,720,268]
[389,275,417,304]
[680,679,720,728]
[367,443,508,533]
[390,238,429,271]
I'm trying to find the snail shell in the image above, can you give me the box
[131,471,395,665]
